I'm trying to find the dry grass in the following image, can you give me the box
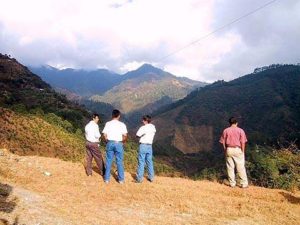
[0,149,299,225]
[0,108,85,161]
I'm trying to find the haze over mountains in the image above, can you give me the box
[29,64,206,119]
[29,65,121,97]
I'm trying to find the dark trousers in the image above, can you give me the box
[85,142,105,176]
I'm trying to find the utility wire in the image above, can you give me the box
[158,0,279,62]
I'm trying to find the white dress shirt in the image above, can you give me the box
[85,121,101,143]
[102,120,127,142]
[136,123,156,144]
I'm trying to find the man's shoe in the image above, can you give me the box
[119,180,124,184]
[134,180,142,183]
[147,178,154,183]
[240,185,249,189]
[104,180,109,184]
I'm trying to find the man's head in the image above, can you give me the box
[92,113,100,124]
[112,109,121,120]
[228,117,238,126]
[142,115,151,124]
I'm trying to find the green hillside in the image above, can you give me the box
[0,54,89,131]
[154,64,300,154]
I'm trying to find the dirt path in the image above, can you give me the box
[0,149,299,225]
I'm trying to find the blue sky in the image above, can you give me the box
[0,0,299,82]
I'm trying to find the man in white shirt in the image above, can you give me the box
[102,109,128,184]
[136,115,156,183]
[84,113,105,176]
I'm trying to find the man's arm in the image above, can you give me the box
[241,142,246,153]
[222,143,226,151]
[136,127,145,138]
[103,133,108,142]
[240,129,247,153]
[95,125,101,141]
[219,130,227,154]
[122,134,127,143]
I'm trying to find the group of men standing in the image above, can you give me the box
[84,109,156,184]
[85,109,248,188]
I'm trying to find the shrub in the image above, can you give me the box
[44,113,75,132]
[246,144,300,190]
[10,104,27,114]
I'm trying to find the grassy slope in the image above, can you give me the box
[0,108,176,176]
[0,150,299,225]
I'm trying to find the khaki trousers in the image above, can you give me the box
[226,147,248,187]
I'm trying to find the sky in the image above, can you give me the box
[0,0,299,82]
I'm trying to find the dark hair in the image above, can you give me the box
[92,113,100,120]
[112,109,121,118]
[228,117,238,125]
[142,115,151,123]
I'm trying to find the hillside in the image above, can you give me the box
[91,64,204,115]
[0,108,85,161]
[0,54,89,131]
[0,149,299,225]
[153,64,300,154]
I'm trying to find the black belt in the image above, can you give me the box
[140,143,152,145]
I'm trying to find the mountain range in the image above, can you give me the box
[29,65,120,97]
[29,64,207,121]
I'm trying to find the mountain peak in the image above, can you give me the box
[123,63,166,79]
[135,63,164,74]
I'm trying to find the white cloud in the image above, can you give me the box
[0,0,299,81]
[120,61,146,73]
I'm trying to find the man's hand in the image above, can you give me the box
[102,134,108,143]
[223,143,227,155]
[122,134,127,144]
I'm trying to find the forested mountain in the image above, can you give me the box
[0,54,89,130]
[91,64,205,116]
[153,64,300,154]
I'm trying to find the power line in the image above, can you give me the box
[158,0,279,62]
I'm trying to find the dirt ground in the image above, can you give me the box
[0,149,299,225]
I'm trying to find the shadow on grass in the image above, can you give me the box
[92,166,106,177]
[0,183,20,225]
[0,183,16,213]
[280,192,300,205]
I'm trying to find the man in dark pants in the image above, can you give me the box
[84,113,105,176]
